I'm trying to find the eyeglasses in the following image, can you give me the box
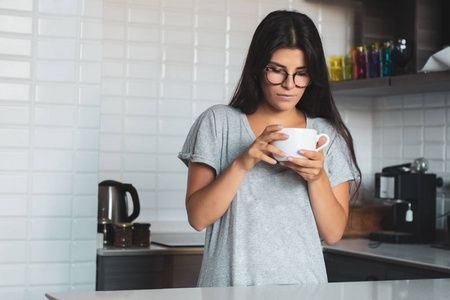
[264,67,311,88]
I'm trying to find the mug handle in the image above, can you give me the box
[315,134,330,152]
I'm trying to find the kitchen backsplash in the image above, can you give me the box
[0,0,448,299]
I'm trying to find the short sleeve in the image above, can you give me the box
[324,131,360,188]
[178,106,221,175]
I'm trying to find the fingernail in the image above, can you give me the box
[281,152,287,157]
[283,134,289,139]
[298,149,304,154]
[287,157,293,162]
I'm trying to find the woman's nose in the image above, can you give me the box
[281,74,295,89]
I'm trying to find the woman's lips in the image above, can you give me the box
[277,94,295,100]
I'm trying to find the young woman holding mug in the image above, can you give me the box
[179,10,361,287]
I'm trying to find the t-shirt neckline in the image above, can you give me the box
[241,110,310,140]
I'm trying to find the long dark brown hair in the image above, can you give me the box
[229,10,361,197]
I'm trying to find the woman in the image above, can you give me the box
[178,10,360,287]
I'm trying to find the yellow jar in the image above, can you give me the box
[341,54,354,80]
[328,56,343,82]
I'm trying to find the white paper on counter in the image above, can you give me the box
[419,46,450,72]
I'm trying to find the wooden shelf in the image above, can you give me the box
[330,70,450,97]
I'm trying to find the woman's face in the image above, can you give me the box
[260,48,310,112]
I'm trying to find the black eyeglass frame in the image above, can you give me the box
[264,67,312,88]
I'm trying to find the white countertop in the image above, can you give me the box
[323,239,450,273]
[45,278,450,300]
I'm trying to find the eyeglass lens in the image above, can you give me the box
[266,68,310,87]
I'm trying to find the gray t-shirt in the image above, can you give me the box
[178,104,358,287]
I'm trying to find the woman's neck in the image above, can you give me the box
[253,104,306,127]
[246,104,306,137]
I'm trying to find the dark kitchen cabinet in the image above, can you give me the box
[96,254,203,291]
[324,252,450,282]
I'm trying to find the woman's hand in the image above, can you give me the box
[235,124,288,171]
[279,136,327,182]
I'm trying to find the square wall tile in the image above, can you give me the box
[159,99,192,117]
[125,135,157,153]
[36,61,76,82]
[403,109,424,126]
[0,242,26,263]
[81,0,103,18]
[0,175,28,194]
[164,11,194,27]
[424,126,445,142]
[0,106,30,125]
[0,0,33,11]
[196,14,226,31]
[29,198,60,224]
[37,40,77,60]
[127,26,160,43]
[124,153,157,172]
[76,129,100,150]
[0,60,30,79]
[29,241,71,262]
[28,264,70,285]
[71,263,96,284]
[32,174,72,194]
[72,219,96,240]
[0,37,31,56]
[125,98,158,116]
[73,196,97,218]
[30,219,71,240]
[33,150,73,171]
[39,18,78,38]
[424,108,446,126]
[73,174,98,195]
[34,128,74,149]
[0,265,26,286]
[72,241,96,262]
[402,94,424,108]
[36,84,75,104]
[0,83,30,101]
[0,15,32,34]
[38,0,79,15]
[128,7,160,24]
[0,197,27,216]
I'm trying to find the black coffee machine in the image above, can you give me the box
[370,161,443,244]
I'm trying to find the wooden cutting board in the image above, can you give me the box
[343,205,393,239]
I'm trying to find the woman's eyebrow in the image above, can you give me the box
[267,61,307,69]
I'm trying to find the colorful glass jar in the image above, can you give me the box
[353,46,366,79]
[328,56,343,82]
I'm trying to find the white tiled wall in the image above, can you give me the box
[0,0,101,299]
[2,0,446,299]
[0,1,354,298]
[98,0,355,225]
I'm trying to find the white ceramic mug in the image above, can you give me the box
[272,128,330,161]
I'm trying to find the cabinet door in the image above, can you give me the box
[96,255,169,291]
[324,252,387,282]
[171,254,203,288]
[386,265,450,280]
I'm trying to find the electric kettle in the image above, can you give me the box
[98,180,140,224]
